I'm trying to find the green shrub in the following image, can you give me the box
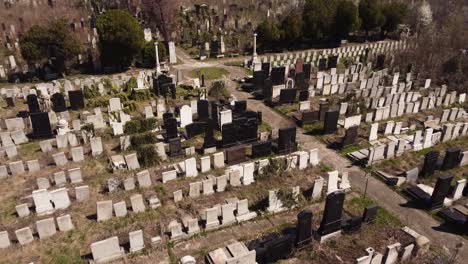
[131,132,158,147]
[124,118,157,134]
[136,145,161,167]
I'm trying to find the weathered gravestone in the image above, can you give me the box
[342,126,358,148]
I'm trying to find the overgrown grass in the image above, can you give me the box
[340,145,363,155]
[189,67,229,80]
[259,122,272,132]
[224,61,243,67]
[273,103,298,117]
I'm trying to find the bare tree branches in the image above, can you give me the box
[142,0,181,41]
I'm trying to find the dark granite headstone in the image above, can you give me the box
[197,100,209,120]
[5,97,15,107]
[225,145,247,165]
[163,112,174,124]
[342,125,358,147]
[222,123,237,147]
[362,205,378,223]
[323,110,339,134]
[429,175,454,210]
[234,100,247,114]
[261,62,270,77]
[51,93,67,112]
[318,58,327,71]
[295,72,307,90]
[251,140,272,158]
[342,216,362,233]
[30,112,53,138]
[240,118,258,143]
[253,71,265,92]
[327,55,338,69]
[27,94,40,113]
[303,63,312,80]
[421,151,439,177]
[201,74,205,87]
[277,127,297,154]
[263,79,273,99]
[185,122,205,138]
[319,101,329,121]
[279,88,297,104]
[68,90,84,110]
[317,190,345,236]
[298,90,309,101]
[210,101,219,125]
[301,110,319,125]
[203,119,216,149]
[169,137,183,157]
[296,209,313,247]
[376,54,385,70]
[442,148,461,170]
[165,117,178,140]
[271,67,286,86]
[169,84,176,99]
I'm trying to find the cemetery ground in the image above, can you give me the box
[173,49,468,261]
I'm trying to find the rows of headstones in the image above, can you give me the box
[0,214,74,248]
[249,39,407,71]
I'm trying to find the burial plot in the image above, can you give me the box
[185,122,205,138]
[30,112,53,138]
[300,110,319,126]
[68,90,84,110]
[406,175,453,210]
[52,93,67,112]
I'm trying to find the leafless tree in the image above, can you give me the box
[142,0,181,41]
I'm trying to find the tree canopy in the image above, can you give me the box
[359,0,385,34]
[334,0,360,40]
[96,10,145,68]
[138,41,168,68]
[281,14,304,45]
[256,20,281,50]
[20,19,81,72]
[302,0,338,43]
[381,2,408,34]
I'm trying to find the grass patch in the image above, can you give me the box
[224,61,243,67]
[340,145,362,155]
[259,122,272,133]
[349,197,402,227]
[189,67,229,80]
[273,103,298,117]
[319,163,333,172]
[303,122,323,133]
[42,244,85,263]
